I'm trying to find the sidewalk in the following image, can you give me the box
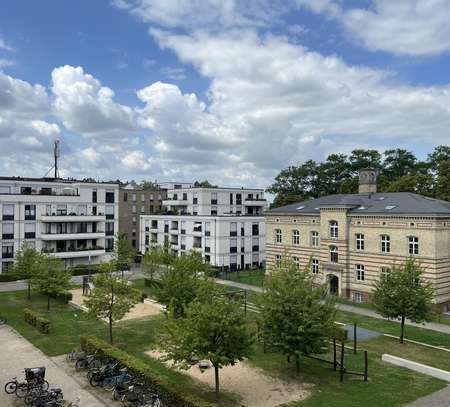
[406,385,450,407]
[214,278,450,335]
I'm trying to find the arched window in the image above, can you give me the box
[292,230,300,245]
[329,221,338,238]
[330,245,338,263]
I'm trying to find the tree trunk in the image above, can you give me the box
[109,316,113,344]
[400,315,405,344]
[47,295,50,311]
[27,281,31,300]
[214,364,220,400]
[295,355,300,375]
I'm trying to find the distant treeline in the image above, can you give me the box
[267,146,449,208]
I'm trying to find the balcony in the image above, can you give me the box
[40,232,105,241]
[42,246,105,259]
[2,234,14,240]
[41,214,105,222]
[162,198,188,206]
[193,225,202,234]
[243,199,267,206]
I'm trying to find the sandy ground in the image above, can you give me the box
[146,349,311,407]
[69,288,162,321]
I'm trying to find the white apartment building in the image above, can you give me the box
[140,186,267,269]
[162,187,267,216]
[0,177,119,273]
[140,215,266,270]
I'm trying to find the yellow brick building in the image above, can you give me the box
[265,170,450,312]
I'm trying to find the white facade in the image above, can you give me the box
[162,187,267,216]
[0,177,119,273]
[140,215,266,270]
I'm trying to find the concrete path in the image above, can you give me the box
[406,385,450,407]
[0,325,107,406]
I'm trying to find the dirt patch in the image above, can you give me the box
[69,288,162,321]
[146,349,311,407]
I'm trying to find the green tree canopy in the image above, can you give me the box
[161,283,253,399]
[84,266,141,344]
[371,259,435,343]
[193,180,218,188]
[258,258,337,374]
[31,255,71,311]
[141,243,175,286]
[156,251,211,318]
[12,243,41,299]
[112,232,136,275]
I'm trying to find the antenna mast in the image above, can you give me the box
[54,140,60,179]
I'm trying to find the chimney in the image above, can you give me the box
[358,169,378,194]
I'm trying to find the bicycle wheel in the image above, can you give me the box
[89,374,102,387]
[41,380,49,391]
[103,379,115,392]
[75,359,87,370]
[16,383,29,398]
[4,381,17,394]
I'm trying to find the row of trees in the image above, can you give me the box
[268,146,449,207]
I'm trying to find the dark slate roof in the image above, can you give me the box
[267,193,450,216]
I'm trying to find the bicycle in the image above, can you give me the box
[75,352,100,370]
[103,368,131,391]
[4,376,29,397]
[65,348,85,363]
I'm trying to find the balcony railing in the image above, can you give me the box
[2,234,14,240]
[42,246,105,254]
[2,253,14,259]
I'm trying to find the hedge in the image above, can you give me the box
[50,291,73,304]
[0,274,19,282]
[24,308,50,334]
[80,336,213,407]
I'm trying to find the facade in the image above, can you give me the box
[265,170,450,312]
[163,187,267,216]
[119,182,167,250]
[0,177,119,272]
[140,186,267,269]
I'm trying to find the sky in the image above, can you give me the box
[0,0,449,189]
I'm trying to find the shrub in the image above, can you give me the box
[0,274,19,282]
[50,291,73,304]
[332,324,348,342]
[23,308,50,334]
[80,336,213,407]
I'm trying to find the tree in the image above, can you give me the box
[382,149,418,179]
[156,252,211,318]
[112,232,136,278]
[141,244,174,286]
[12,243,41,299]
[386,173,434,196]
[161,283,253,399]
[193,180,218,188]
[371,259,435,344]
[349,149,382,173]
[84,266,141,344]
[141,180,156,190]
[427,145,450,172]
[258,258,337,374]
[32,255,71,311]
[434,159,450,201]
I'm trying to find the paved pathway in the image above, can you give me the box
[214,278,450,335]
[406,385,450,407]
[0,325,107,406]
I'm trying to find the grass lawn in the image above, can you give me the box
[1,289,449,407]
[219,268,266,287]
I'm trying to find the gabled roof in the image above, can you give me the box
[267,192,450,216]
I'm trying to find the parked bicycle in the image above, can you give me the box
[75,352,100,370]
[4,367,49,398]
[4,376,29,397]
[103,367,131,391]
[65,348,85,363]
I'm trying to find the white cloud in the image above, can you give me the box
[51,65,136,141]
[120,150,153,171]
[0,36,13,51]
[0,58,15,68]
[161,67,186,80]
[112,0,287,30]
[297,0,450,56]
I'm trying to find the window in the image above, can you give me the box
[78,205,87,215]
[105,222,114,236]
[105,191,115,203]
[230,238,237,253]
[408,236,419,255]
[141,206,145,213]
[211,206,217,216]
[181,221,186,234]
[2,244,14,259]
[275,254,282,268]
[236,193,242,205]
[252,223,259,236]
[2,261,13,273]
[353,292,363,303]
[105,238,114,252]
[56,204,67,216]
[381,267,391,281]
[123,192,128,202]
[25,205,36,220]
[252,237,259,252]
[311,258,319,274]
[132,216,136,224]
[205,222,211,236]
[292,256,300,268]
[132,193,136,202]
[150,194,154,201]
[330,246,338,263]
[230,222,237,237]
[329,221,338,238]
[311,231,319,247]
[106,205,114,219]
[292,230,300,245]
[356,264,365,281]
[92,189,97,203]
[275,229,282,244]
[0,186,10,194]
[356,233,365,250]
[132,205,136,214]
[141,194,145,202]
[2,223,14,239]
[2,204,14,220]
[24,223,35,239]
[381,235,390,253]
[211,192,218,205]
